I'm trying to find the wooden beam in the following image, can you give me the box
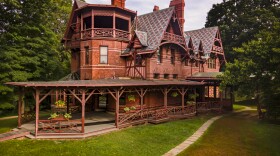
[81,90,86,133]
[39,90,52,104]
[17,89,23,128]
[68,89,82,103]
[85,89,96,102]
[115,90,120,127]
[35,89,40,137]
[107,88,116,101]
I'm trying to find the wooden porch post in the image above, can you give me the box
[17,89,23,128]
[81,90,86,133]
[164,88,168,108]
[181,88,185,109]
[115,90,120,127]
[214,83,217,99]
[35,89,40,137]
[140,88,144,110]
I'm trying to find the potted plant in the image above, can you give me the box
[187,93,199,105]
[171,92,179,97]
[124,107,130,113]
[55,100,66,108]
[64,113,72,120]
[48,113,59,119]
[130,106,137,112]
[127,94,136,102]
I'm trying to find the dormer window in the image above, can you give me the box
[208,58,216,69]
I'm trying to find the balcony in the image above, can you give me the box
[79,28,130,41]
[212,45,223,53]
[163,32,185,45]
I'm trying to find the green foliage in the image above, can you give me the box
[130,106,136,110]
[171,92,179,97]
[55,100,66,108]
[0,102,15,110]
[123,107,130,112]
[63,113,72,119]
[220,21,280,118]
[48,113,59,119]
[127,94,136,102]
[0,0,72,111]
[188,93,199,101]
[206,0,280,62]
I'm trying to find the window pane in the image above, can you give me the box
[100,47,108,55]
[100,56,107,64]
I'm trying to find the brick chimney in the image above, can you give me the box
[153,5,159,12]
[111,0,125,8]
[169,0,185,32]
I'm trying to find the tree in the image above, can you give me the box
[206,0,280,62]
[220,21,280,118]
[0,0,72,111]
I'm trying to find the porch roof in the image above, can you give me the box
[6,79,205,88]
[186,72,223,81]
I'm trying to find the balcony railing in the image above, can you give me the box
[163,32,185,45]
[79,28,130,40]
[212,45,223,53]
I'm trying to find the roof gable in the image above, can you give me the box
[135,7,175,52]
[185,26,219,53]
[135,30,148,47]
[76,0,88,8]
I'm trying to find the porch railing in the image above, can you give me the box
[118,101,224,127]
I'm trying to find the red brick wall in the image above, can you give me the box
[77,40,128,80]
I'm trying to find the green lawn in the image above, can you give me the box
[179,110,280,156]
[233,104,246,111]
[0,115,213,156]
[0,118,18,134]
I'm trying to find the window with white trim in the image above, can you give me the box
[100,46,108,64]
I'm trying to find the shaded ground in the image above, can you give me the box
[179,110,280,156]
[0,115,213,156]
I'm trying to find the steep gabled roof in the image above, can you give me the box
[135,7,175,52]
[135,30,148,47]
[75,0,88,8]
[185,26,219,53]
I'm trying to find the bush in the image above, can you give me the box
[0,102,15,111]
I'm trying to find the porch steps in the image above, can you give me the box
[0,128,30,142]
[25,127,118,139]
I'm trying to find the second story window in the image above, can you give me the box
[208,58,216,69]
[185,59,189,66]
[173,74,178,79]
[164,74,169,79]
[85,47,89,65]
[100,46,108,64]
[157,48,162,63]
[171,48,175,64]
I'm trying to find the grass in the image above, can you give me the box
[233,104,246,111]
[0,114,213,156]
[0,111,51,134]
[235,99,257,109]
[0,118,18,134]
[179,110,280,156]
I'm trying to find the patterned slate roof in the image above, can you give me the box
[135,7,175,52]
[135,30,148,46]
[75,0,88,8]
[185,26,219,53]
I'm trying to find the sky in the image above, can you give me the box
[86,0,223,31]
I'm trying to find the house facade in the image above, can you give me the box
[7,0,232,138]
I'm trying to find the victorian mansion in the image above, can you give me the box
[7,0,232,138]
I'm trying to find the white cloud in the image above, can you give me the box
[86,0,223,31]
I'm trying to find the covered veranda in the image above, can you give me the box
[6,79,227,138]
